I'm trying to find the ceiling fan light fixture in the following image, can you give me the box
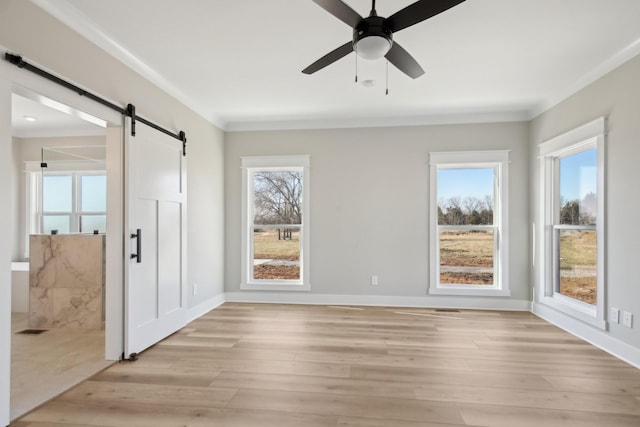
[304,0,465,79]
[355,36,391,60]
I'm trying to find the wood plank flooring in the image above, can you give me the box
[10,313,112,420]
[12,303,640,427]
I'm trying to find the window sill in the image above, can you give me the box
[540,295,606,330]
[240,282,311,292]
[429,286,511,297]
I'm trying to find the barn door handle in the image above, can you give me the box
[130,229,142,263]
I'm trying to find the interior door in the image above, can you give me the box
[124,118,187,358]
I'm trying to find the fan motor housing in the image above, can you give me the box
[352,15,393,56]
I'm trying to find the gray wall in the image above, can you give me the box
[0,0,226,309]
[226,122,530,306]
[530,54,640,351]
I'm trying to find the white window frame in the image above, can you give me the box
[429,150,510,296]
[538,117,606,329]
[240,155,311,291]
[24,160,106,258]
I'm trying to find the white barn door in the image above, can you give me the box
[124,118,187,358]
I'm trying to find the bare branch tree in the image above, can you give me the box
[438,195,493,225]
[253,171,302,225]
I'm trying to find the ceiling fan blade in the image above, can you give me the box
[302,41,354,75]
[384,42,425,79]
[312,0,363,28]
[385,0,466,33]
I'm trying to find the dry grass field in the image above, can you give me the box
[253,229,300,280]
[252,229,597,304]
[439,230,494,285]
[559,230,597,304]
[438,229,597,304]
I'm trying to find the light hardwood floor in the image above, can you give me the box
[12,303,640,427]
[10,313,113,420]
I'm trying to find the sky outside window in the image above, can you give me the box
[438,168,494,203]
[560,148,596,202]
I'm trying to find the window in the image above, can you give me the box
[538,118,605,329]
[26,161,107,259]
[38,172,107,235]
[241,156,310,291]
[429,151,510,296]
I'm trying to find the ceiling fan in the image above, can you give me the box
[302,0,466,79]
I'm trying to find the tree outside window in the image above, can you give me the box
[241,155,310,291]
[252,171,303,281]
[429,150,510,297]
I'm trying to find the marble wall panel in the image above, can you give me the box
[29,235,104,329]
[51,286,102,329]
[28,287,53,329]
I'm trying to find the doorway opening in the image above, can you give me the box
[9,87,121,420]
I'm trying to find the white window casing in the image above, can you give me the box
[537,117,606,330]
[240,155,311,291]
[429,150,510,297]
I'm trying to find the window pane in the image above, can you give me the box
[558,229,597,305]
[80,215,106,234]
[440,229,494,285]
[253,228,300,280]
[81,175,107,212]
[253,171,302,225]
[43,215,70,234]
[43,175,72,212]
[559,149,597,225]
[438,168,494,225]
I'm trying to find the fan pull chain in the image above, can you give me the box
[385,59,389,95]
[355,54,358,83]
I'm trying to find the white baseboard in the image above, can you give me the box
[532,302,640,368]
[224,292,530,311]
[186,293,226,322]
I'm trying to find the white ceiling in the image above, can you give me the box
[29,0,640,131]
[12,92,106,138]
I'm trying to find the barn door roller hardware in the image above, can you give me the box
[126,103,187,156]
[4,52,187,156]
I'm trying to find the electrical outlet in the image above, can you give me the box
[193,283,198,296]
[622,311,633,328]
[370,275,379,286]
[610,307,620,324]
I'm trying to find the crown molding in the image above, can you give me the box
[30,0,226,130]
[224,109,530,132]
[30,1,640,132]
[529,36,640,120]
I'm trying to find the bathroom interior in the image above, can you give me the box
[9,90,112,420]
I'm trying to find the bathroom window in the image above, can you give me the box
[35,171,107,234]
[25,164,107,257]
